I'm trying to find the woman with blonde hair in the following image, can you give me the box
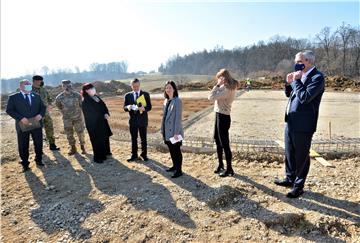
[208,69,239,177]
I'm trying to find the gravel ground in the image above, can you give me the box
[1,112,360,242]
[185,90,360,141]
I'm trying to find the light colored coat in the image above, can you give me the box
[161,97,184,141]
[208,85,236,115]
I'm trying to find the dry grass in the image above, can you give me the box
[103,97,213,133]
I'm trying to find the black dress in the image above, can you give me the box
[82,95,112,162]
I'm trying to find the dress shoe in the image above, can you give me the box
[94,159,104,164]
[219,169,234,177]
[68,145,77,155]
[171,171,183,178]
[274,178,293,188]
[22,165,30,172]
[49,143,60,151]
[80,145,87,154]
[127,156,138,162]
[141,156,149,161]
[166,166,176,172]
[214,166,224,174]
[35,161,44,166]
[286,187,304,198]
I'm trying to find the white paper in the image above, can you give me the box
[169,135,183,144]
[131,104,139,111]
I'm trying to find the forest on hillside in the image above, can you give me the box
[159,23,360,78]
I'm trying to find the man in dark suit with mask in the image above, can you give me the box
[124,78,152,162]
[275,50,325,198]
[6,79,46,172]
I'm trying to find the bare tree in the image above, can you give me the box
[316,27,334,72]
[336,23,352,75]
[349,27,360,76]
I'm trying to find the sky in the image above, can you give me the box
[1,0,359,79]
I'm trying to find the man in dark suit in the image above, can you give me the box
[6,79,46,172]
[275,50,325,198]
[123,78,152,161]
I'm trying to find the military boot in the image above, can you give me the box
[68,145,77,155]
[80,145,87,154]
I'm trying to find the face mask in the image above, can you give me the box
[24,85,32,92]
[294,63,305,71]
[87,88,96,96]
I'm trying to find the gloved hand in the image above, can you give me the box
[131,104,139,111]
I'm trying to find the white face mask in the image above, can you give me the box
[87,88,96,96]
[24,84,32,92]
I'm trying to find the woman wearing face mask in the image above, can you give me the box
[208,69,239,177]
[161,81,184,178]
[81,83,112,163]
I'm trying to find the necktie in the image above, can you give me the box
[25,94,31,106]
[135,92,139,100]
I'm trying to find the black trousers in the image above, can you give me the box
[284,124,313,189]
[89,133,111,161]
[214,112,232,170]
[17,127,43,166]
[165,141,183,172]
[130,125,147,157]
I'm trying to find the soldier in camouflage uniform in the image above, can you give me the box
[55,80,86,155]
[32,75,60,150]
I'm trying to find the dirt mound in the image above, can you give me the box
[172,75,360,91]
[325,75,360,91]
[150,82,211,93]
[189,77,285,90]
[1,80,132,109]
[47,80,132,99]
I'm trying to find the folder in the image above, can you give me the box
[136,94,147,107]
[18,117,41,132]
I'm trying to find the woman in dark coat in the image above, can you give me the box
[81,83,112,163]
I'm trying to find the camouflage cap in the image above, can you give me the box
[62,80,72,85]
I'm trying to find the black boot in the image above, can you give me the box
[215,146,224,174]
[219,168,234,177]
[171,170,183,178]
[49,143,60,151]
[214,165,224,174]
[220,156,234,177]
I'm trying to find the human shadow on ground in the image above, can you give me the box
[141,159,347,243]
[24,152,104,240]
[234,174,360,224]
[74,154,196,229]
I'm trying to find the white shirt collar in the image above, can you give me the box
[302,66,316,79]
[20,91,31,97]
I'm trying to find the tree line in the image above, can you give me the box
[1,61,131,93]
[158,23,360,78]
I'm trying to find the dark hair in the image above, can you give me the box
[131,78,140,85]
[163,80,179,99]
[32,75,43,81]
[81,83,94,97]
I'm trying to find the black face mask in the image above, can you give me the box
[294,63,305,71]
